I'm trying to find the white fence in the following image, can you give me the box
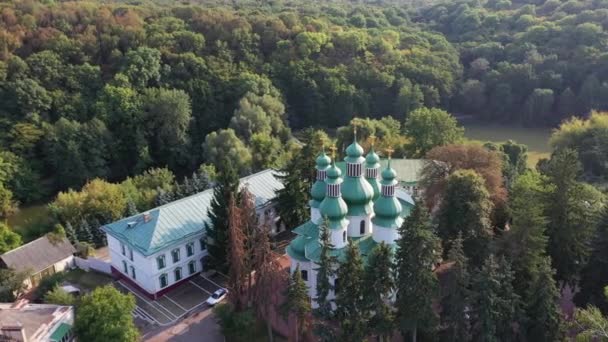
[74,256,112,275]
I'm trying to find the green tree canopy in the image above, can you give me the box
[74,285,139,342]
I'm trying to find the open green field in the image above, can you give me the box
[463,123,553,167]
[5,204,52,241]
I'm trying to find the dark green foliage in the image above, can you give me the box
[64,221,77,244]
[499,171,548,297]
[74,286,139,342]
[364,242,395,342]
[395,204,441,340]
[471,255,522,342]
[525,257,564,342]
[437,169,494,267]
[273,129,328,230]
[543,148,605,286]
[313,218,336,340]
[282,265,311,341]
[206,160,239,271]
[575,207,608,314]
[335,241,368,342]
[214,304,258,342]
[440,232,471,342]
[77,218,94,245]
[0,268,29,302]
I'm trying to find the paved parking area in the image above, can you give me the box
[115,272,228,326]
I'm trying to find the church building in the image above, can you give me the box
[286,137,419,305]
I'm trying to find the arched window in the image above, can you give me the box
[174,267,182,281]
[359,220,365,235]
[342,231,346,242]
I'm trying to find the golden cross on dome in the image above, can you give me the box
[352,119,362,140]
[369,134,376,147]
[385,147,394,159]
[329,145,337,159]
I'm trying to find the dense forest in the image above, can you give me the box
[0,0,608,229]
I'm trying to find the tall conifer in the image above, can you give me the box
[364,242,395,342]
[526,257,564,341]
[314,217,336,340]
[440,232,471,342]
[395,204,441,342]
[335,241,367,342]
[206,159,239,271]
[282,265,311,342]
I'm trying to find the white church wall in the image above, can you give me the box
[346,215,373,237]
[372,225,400,245]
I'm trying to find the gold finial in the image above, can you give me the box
[385,147,394,159]
[369,135,376,147]
[352,119,362,142]
[329,145,337,160]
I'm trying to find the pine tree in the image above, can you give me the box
[364,242,395,342]
[335,241,368,342]
[227,195,247,311]
[471,255,521,342]
[440,232,471,342]
[78,219,94,244]
[65,221,77,243]
[273,128,328,229]
[253,219,285,342]
[282,265,311,342]
[126,200,138,217]
[89,218,104,247]
[155,187,173,206]
[526,257,564,341]
[314,217,337,341]
[239,187,258,306]
[206,159,239,271]
[395,204,441,342]
[500,171,548,297]
[544,148,604,285]
[575,207,608,314]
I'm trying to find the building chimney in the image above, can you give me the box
[143,212,151,223]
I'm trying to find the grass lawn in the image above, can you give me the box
[463,123,552,168]
[63,268,114,292]
[5,204,53,242]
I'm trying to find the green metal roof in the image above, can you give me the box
[50,323,72,342]
[337,159,424,185]
[103,169,283,256]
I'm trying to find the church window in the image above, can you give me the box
[334,278,340,294]
[301,269,308,281]
[342,231,346,242]
[360,220,365,234]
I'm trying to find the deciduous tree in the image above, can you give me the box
[75,286,139,342]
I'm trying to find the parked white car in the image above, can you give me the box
[206,288,228,306]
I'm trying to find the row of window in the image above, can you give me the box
[156,238,206,270]
[120,243,134,261]
[122,260,137,280]
[158,259,201,288]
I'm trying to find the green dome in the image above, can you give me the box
[365,148,380,167]
[381,165,397,183]
[287,235,308,261]
[373,196,403,227]
[320,197,348,221]
[316,152,331,168]
[346,141,364,158]
[327,164,342,182]
[367,177,380,201]
[342,178,374,205]
[310,181,326,208]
